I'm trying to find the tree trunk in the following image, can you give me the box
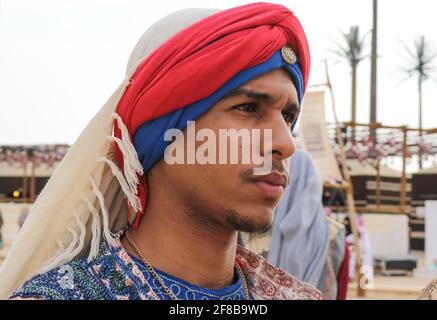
[370,0,378,148]
[418,77,423,169]
[351,64,357,142]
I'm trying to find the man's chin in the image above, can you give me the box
[225,209,273,234]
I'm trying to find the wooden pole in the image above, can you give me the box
[350,121,357,145]
[418,78,423,170]
[21,162,28,203]
[324,61,366,297]
[370,0,378,138]
[400,126,408,214]
[376,159,381,212]
[341,122,413,215]
[351,64,357,143]
[30,155,36,203]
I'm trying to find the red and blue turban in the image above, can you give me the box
[114,2,311,228]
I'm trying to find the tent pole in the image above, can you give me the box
[324,61,366,297]
[400,127,408,213]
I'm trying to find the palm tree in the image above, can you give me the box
[398,36,437,169]
[370,0,378,137]
[332,26,369,142]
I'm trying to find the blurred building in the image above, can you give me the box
[0,145,69,202]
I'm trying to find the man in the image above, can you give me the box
[0,3,322,300]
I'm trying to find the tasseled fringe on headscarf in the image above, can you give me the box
[83,196,102,262]
[111,112,144,176]
[89,177,117,248]
[97,156,142,214]
[69,211,87,258]
[105,136,142,199]
[34,108,145,273]
[36,211,87,274]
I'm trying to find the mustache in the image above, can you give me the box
[240,161,289,184]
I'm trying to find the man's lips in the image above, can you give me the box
[248,171,288,198]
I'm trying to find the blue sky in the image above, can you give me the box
[1,0,437,145]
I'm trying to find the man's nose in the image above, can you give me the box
[269,114,296,161]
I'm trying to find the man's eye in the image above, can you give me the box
[232,103,259,113]
[282,110,297,125]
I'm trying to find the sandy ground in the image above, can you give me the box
[347,275,433,300]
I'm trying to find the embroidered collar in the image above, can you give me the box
[130,255,247,300]
[109,230,323,300]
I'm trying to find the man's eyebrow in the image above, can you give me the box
[223,87,274,101]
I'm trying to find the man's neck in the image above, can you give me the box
[121,202,239,290]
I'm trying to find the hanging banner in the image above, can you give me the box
[297,91,342,182]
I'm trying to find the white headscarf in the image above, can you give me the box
[0,8,219,299]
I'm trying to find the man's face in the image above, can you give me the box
[149,68,299,233]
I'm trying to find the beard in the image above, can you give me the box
[182,172,280,234]
[184,203,274,235]
[224,208,273,234]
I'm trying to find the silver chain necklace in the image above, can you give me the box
[124,230,250,300]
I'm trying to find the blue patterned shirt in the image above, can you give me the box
[9,230,323,300]
[9,232,247,300]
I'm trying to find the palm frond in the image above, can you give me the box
[394,75,415,88]
[399,40,417,60]
[330,25,369,68]
[399,36,437,82]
